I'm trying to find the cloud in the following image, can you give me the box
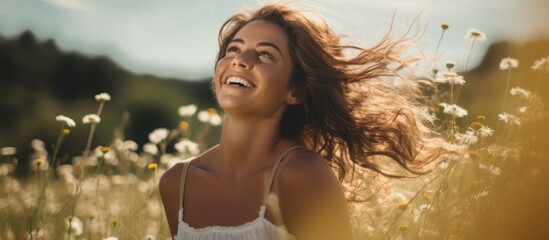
[42,0,93,11]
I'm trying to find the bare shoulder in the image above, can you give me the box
[277,149,353,240]
[278,150,339,190]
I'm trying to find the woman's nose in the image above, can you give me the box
[231,51,254,70]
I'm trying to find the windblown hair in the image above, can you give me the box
[215,4,445,180]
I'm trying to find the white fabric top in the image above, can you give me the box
[176,205,296,240]
[174,146,307,240]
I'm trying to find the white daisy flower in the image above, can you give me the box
[65,216,83,236]
[95,92,111,102]
[1,147,16,155]
[499,57,519,70]
[465,28,487,42]
[123,140,138,151]
[478,126,495,137]
[435,72,465,85]
[509,87,531,99]
[197,110,210,122]
[498,112,521,126]
[531,56,549,72]
[143,143,158,155]
[56,115,76,127]
[518,106,528,114]
[82,114,101,124]
[178,104,198,117]
[148,128,169,144]
[174,139,200,156]
[455,131,478,145]
[440,103,468,117]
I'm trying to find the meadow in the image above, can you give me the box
[1,24,548,240]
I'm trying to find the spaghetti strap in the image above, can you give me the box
[179,158,193,208]
[263,146,308,203]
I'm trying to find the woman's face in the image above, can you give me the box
[214,20,294,118]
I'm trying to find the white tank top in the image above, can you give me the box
[174,146,307,240]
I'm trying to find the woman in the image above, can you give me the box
[160,3,442,240]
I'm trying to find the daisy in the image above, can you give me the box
[148,128,169,144]
[56,115,76,127]
[465,28,487,42]
[82,114,101,124]
[531,56,549,72]
[440,103,468,117]
[435,72,465,85]
[498,112,521,126]
[499,57,519,70]
[178,104,197,117]
[174,139,200,155]
[509,87,531,99]
[95,92,111,102]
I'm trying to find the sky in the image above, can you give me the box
[0,0,548,80]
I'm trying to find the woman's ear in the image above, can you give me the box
[286,93,302,105]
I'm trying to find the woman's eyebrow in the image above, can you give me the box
[231,38,283,56]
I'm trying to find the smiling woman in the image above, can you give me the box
[159,3,446,240]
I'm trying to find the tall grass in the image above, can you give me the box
[0,23,547,240]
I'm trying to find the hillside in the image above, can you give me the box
[0,31,218,173]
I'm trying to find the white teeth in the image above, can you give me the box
[226,77,252,88]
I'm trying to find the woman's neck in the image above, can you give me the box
[216,115,288,178]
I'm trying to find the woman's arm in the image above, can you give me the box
[159,163,184,238]
[278,151,354,240]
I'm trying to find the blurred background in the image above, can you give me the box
[0,0,548,173]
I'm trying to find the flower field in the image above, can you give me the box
[1,24,548,240]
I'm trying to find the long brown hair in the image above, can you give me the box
[215,4,445,180]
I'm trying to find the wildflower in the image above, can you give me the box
[63,129,70,134]
[509,87,531,99]
[197,108,223,126]
[56,115,76,127]
[499,57,519,70]
[1,147,16,155]
[498,112,521,126]
[435,72,465,85]
[143,143,158,155]
[123,140,138,151]
[66,216,83,236]
[95,92,111,102]
[420,107,437,124]
[441,23,449,30]
[175,139,200,155]
[31,139,45,150]
[82,114,101,124]
[36,159,44,167]
[455,131,478,145]
[0,163,15,176]
[531,56,549,72]
[478,126,495,137]
[147,163,158,171]
[209,114,222,126]
[100,146,111,153]
[465,28,487,42]
[148,128,169,144]
[518,106,528,114]
[445,61,455,70]
[440,103,468,117]
[179,120,190,131]
[470,121,483,131]
[179,104,198,117]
